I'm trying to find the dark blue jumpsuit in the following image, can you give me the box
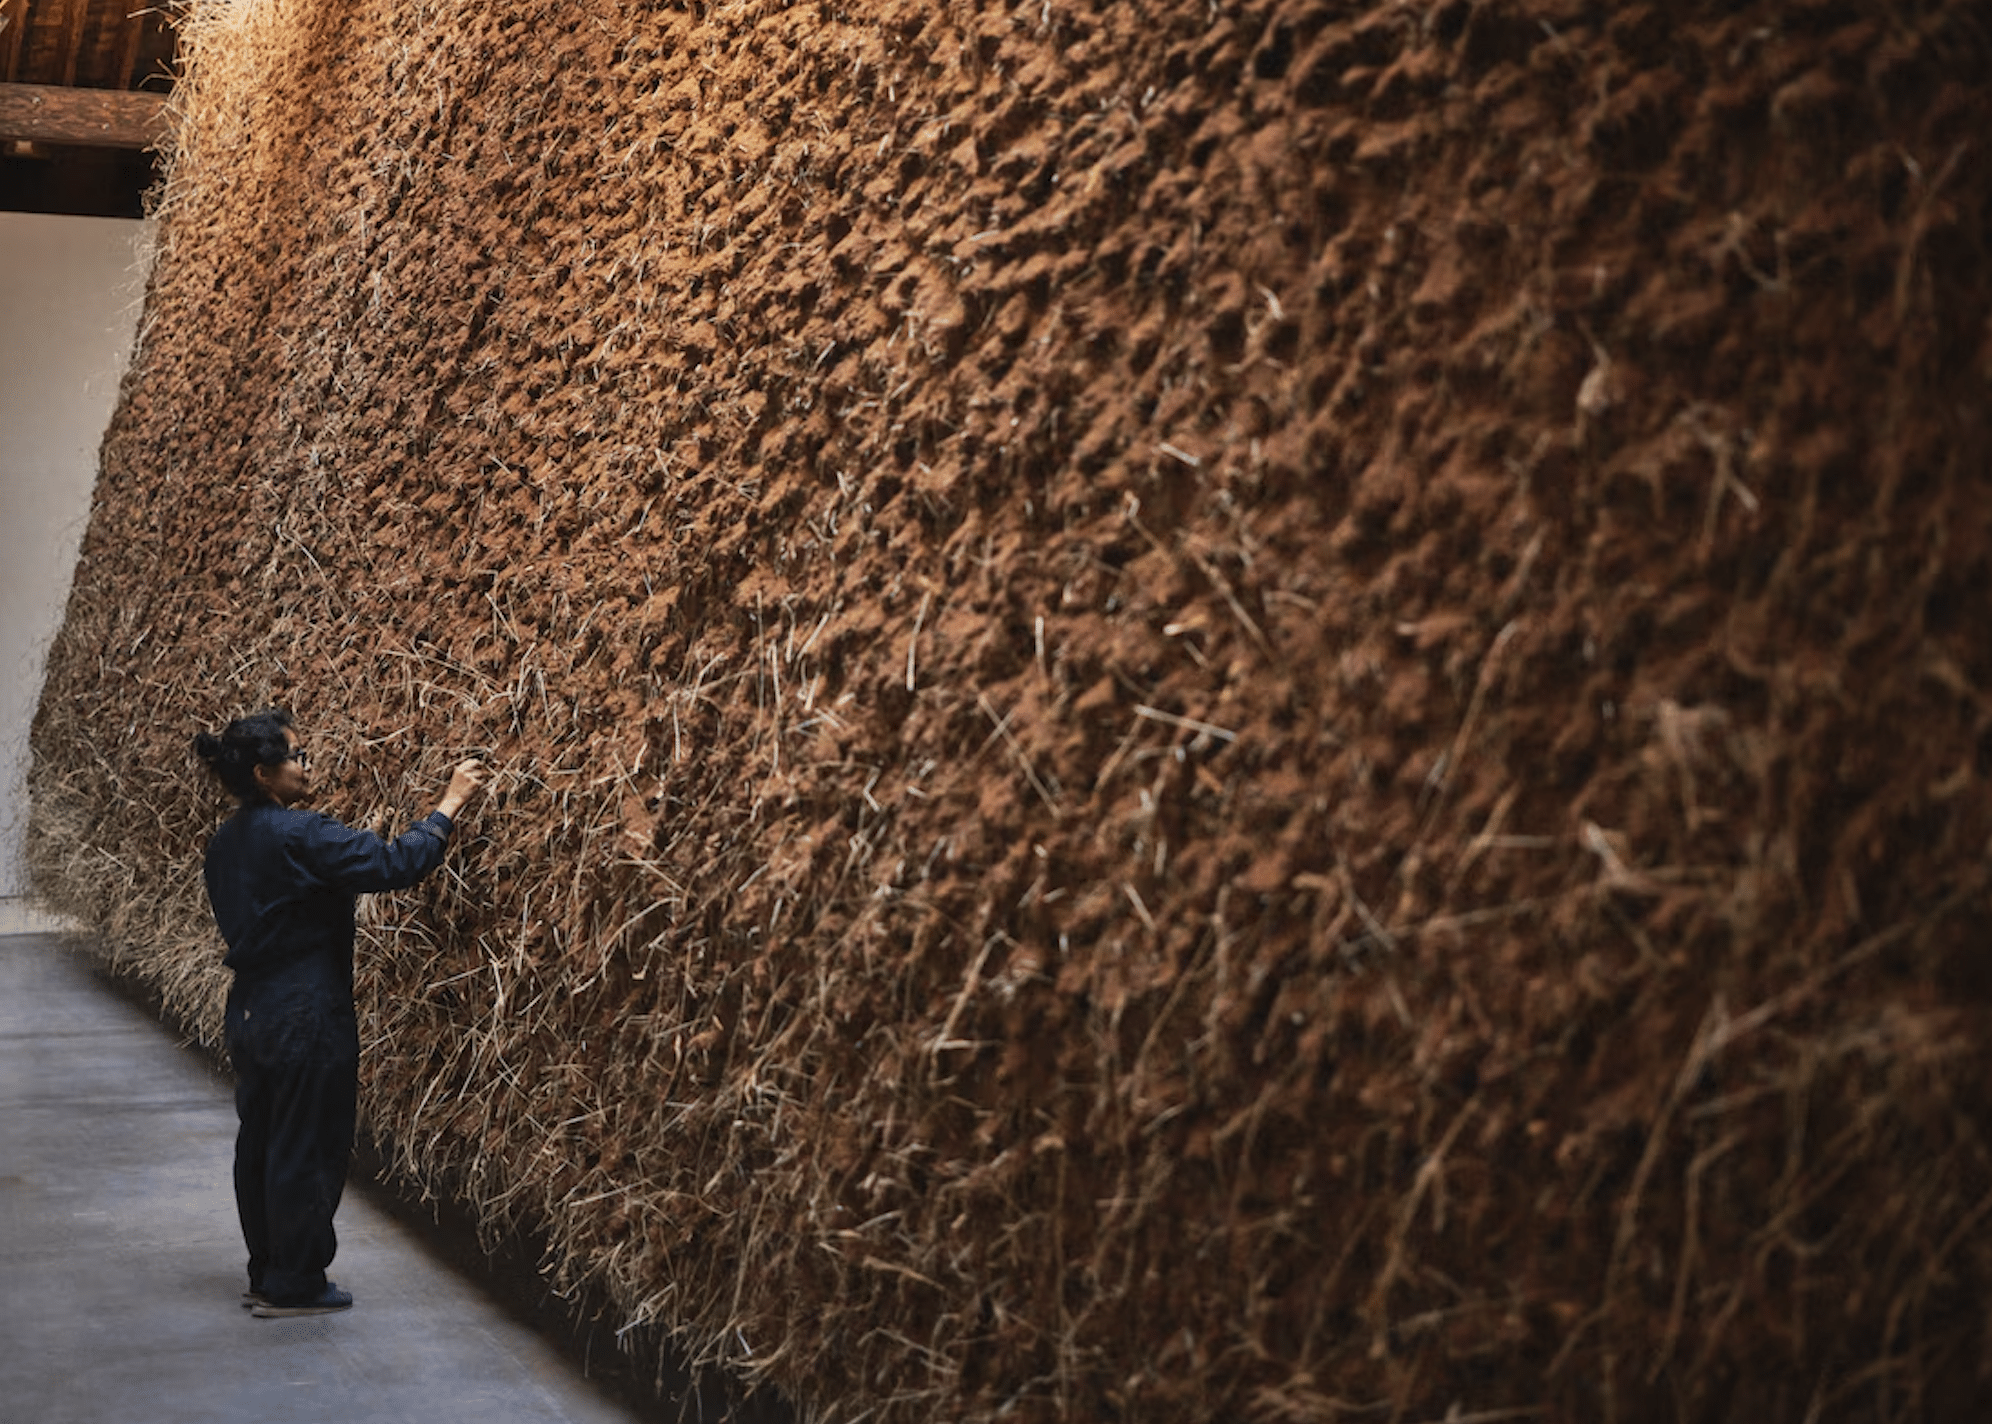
[202,801,454,1304]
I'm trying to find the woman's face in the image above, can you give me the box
[252,728,311,806]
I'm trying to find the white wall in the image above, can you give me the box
[0,213,153,897]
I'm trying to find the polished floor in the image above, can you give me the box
[0,924,659,1424]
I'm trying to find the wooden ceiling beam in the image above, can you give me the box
[0,80,165,147]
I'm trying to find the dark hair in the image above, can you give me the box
[193,708,295,800]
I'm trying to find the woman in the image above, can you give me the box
[194,707,486,1317]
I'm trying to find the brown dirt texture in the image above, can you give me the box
[29,0,1992,1419]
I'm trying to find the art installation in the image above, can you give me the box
[31,0,1992,1418]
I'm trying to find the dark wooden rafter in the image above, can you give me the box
[112,3,143,93]
[0,0,29,87]
[0,80,165,147]
[1,0,178,93]
[57,0,85,87]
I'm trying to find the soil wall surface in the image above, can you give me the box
[31,0,1992,1419]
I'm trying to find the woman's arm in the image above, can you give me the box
[288,758,489,893]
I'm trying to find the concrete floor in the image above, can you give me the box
[0,926,661,1424]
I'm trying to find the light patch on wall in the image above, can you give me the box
[0,212,152,896]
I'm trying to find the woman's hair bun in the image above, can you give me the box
[193,709,294,800]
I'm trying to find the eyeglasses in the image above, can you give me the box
[276,748,309,770]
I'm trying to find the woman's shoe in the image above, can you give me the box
[251,1282,353,1317]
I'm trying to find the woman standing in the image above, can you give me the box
[194,708,487,1317]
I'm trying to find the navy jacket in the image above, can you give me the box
[203,801,453,1063]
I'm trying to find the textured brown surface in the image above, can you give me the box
[31,1,1992,1420]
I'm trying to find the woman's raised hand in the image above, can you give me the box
[438,758,490,821]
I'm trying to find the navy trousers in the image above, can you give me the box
[229,1031,359,1304]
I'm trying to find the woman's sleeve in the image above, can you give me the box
[284,811,455,893]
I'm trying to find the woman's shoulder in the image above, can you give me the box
[262,803,355,843]
[210,801,336,860]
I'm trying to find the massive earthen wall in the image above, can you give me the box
[31,0,1992,1418]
